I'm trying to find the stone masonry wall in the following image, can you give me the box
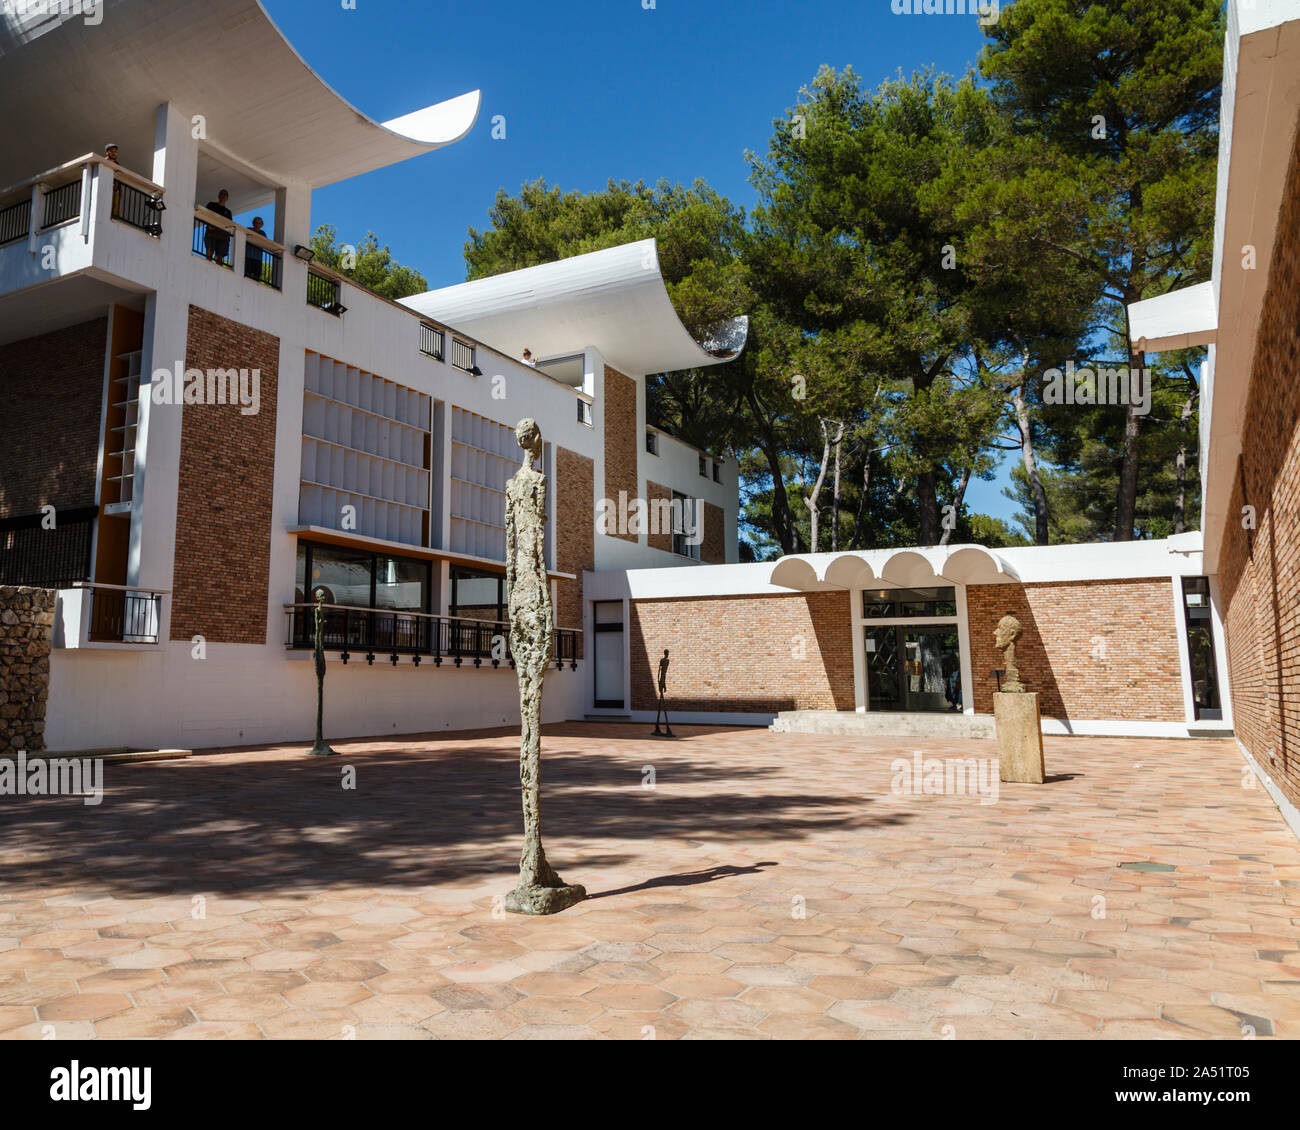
[1216,112,1300,811]
[0,587,54,754]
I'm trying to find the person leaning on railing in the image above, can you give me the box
[245,215,268,281]
[203,188,233,262]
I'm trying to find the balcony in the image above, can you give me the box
[193,208,282,289]
[284,602,579,670]
[55,584,165,648]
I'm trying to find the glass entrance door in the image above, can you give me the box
[865,625,963,713]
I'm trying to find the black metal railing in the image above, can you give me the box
[193,213,234,268]
[111,181,163,237]
[42,180,81,228]
[88,587,162,644]
[450,338,475,371]
[307,270,343,314]
[419,323,444,360]
[284,602,580,670]
[0,506,95,587]
[244,240,283,289]
[0,198,31,245]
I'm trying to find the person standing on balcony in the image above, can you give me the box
[104,144,122,218]
[203,188,233,263]
[244,215,267,281]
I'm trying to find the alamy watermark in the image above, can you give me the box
[150,361,261,415]
[1042,360,1152,417]
[1,0,102,25]
[891,751,999,805]
[0,750,103,806]
[891,0,1000,26]
[597,491,704,545]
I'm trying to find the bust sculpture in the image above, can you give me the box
[502,418,585,915]
[994,613,1026,693]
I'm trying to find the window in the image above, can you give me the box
[1182,576,1222,720]
[712,461,722,483]
[672,491,700,560]
[577,398,593,426]
[450,566,505,622]
[297,541,430,613]
[698,454,707,477]
[646,430,659,455]
[861,587,957,618]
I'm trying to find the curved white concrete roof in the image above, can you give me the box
[0,0,480,190]
[769,545,1020,591]
[401,239,749,377]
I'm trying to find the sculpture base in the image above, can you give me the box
[994,692,1045,783]
[504,882,587,916]
[651,728,676,739]
[308,740,338,757]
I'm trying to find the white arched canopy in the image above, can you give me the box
[767,545,1019,591]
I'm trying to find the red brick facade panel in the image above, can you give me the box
[170,306,279,644]
[1216,115,1300,811]
[646,480,672,553]
[0,317,106,518]
[555,447,594,655]
[630,592,855,713]
[966,580,1185,722]
[702,502,725,564]
[603,366,638,543]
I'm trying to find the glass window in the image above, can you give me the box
[450,566,503,621]
[375,555,429,613]
[861,587,956,618]
[303,543,373,607]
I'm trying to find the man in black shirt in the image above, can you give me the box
[203,188,233,263]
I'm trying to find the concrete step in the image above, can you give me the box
[584,714,631,722]
[770,710,996,739]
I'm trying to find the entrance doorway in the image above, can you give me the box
[593,601,625,709]
[859,587,964,713]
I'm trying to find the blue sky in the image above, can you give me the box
[261,0,1017,524]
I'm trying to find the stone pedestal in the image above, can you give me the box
[994,692,1045,784]
[505,882,587,916]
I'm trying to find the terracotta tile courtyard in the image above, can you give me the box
[1,723,1298,1040]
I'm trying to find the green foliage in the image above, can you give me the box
[309,225,428,300]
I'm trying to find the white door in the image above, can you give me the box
[593,601,625,708]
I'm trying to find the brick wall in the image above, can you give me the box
[170,306,279,644]
[702,502,725,564]
[0,586,54,754]
[603,366,638,543]
[629,592,854,713]
[555,447,594,654]
[646,480,672,553]
[1216,113,1300,811]
[966,580,1185,721]
[0,318,106,519]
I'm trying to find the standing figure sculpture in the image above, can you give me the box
[502,419,586,915]
[308,588,337,756]
[994,613,1026,693]
[652,649,674,737]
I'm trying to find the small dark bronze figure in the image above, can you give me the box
[308,588,337,757]
[653,648,674,737]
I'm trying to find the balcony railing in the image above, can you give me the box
[419,323,444,360]
[284,602,579,670]
[450,338,475,372]
[111,181,164,237]
[193,207,235,268]
[307,269,345,315]
[42,180,81,228]
[87,585,162,644]
[0,506,95,587]
[244,236,283,289]
[0,198,30,245]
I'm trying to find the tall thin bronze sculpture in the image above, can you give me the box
[308,588,337,757]
[652,648,674,737]
[502,418,585,915]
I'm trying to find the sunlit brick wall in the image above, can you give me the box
[629,592,855,713]
[603,366,638,543]
[966,579,1185,721]
[1217,114,1300,811]
[555,446,594,653]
